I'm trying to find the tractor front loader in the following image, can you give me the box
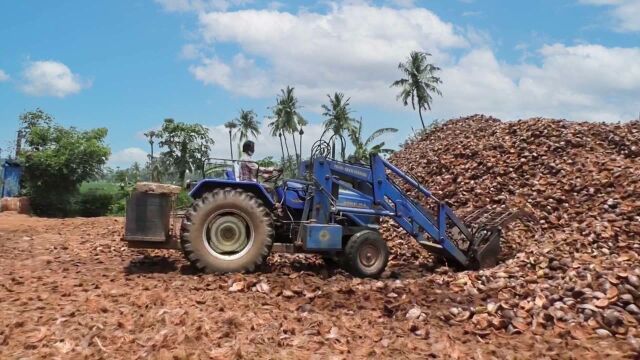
[123,148,530,277]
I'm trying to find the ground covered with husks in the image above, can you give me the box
[1,115,639,359]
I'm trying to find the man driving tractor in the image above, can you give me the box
[238,140,280,182]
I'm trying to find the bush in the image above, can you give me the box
[29,189,75,218]
[77,189,114,217]
[20,112,110,217]
[176,190,192,209]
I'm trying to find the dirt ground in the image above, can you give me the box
[0,212,636,359]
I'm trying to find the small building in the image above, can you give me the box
[1,159,22,198]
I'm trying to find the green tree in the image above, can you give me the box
[20,111,110,217]
[391,51,442,129]
[17,108,54,156]
[223,120,238,160]
[233,109,260,149]
[255,156,278,168]
[157,118,214,185]
[348,119,397,163]
[321,92,357,159]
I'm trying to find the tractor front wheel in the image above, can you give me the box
[181,188,273,273]
[343,230,389,278]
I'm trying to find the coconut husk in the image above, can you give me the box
[0,197,30,214]
[134,182,182,195]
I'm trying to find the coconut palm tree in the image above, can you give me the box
[321,92,357,159]
[348,119,398,163]
[269,86,306,164]
[233,109,260,148]
[223,120,238,160]
[391,51,442,129]
[267,113,287,163]
[144,130,161,182]
[144,130,157,159]
[274,86,306,163]
[322,92,357,137]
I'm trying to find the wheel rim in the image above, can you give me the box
[358,242,381,269]
[203,209,254,260]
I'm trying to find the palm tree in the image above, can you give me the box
[144,130,161,182]
[269,86,306,164]
[391,51,442,129]
[268,111,289,164]
[349,119,398,163]
[321,92,357,159]
[322,92,357,137]
[233,109,260,149]
[144,130,157,158]
[223,120,238,160]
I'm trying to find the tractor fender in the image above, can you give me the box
[188,179,276,209]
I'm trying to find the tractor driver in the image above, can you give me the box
[239,140,280,182]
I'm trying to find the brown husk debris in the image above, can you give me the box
[1,115,639,358]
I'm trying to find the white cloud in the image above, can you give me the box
[108,147,149,168]
[20,60,90,97]
[579,0,640,32]
[434,44,640,122]
[0,69,9,82]
[180,43,202,59]
[174,3,640,123]
[156,0,253,12]
[189,54,271,97]
[189,4,466,109]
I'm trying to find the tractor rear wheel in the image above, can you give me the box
[343,230,389,278]
[181,188,273,273]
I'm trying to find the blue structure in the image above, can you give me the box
[1,160,22,198]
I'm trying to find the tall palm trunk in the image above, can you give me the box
[228,130,234,160]
[282,131,291,159]
[278,133,285,164]
[418,107,426,129]
[291,132,299,167]
[299,131,303,162]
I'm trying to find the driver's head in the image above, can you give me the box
[242,140,255,156]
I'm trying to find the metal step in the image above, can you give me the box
[418,240,446,256]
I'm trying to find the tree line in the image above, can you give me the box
[111,50,443,187]
[208,51,442,172]
[10,50,441,217]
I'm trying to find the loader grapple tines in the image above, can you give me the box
[464,206,524,229]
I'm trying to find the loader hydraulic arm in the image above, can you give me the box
[310,154,521,269]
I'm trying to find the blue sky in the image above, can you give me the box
[1,0,639,167]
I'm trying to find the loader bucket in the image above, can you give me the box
[463,206,536,270]
[468,229,501,269]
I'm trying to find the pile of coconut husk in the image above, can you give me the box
[0,197,30,214]
[380,114,640,346]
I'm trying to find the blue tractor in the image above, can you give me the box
[124,141,528,277]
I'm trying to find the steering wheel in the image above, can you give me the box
[261,168,283,183]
